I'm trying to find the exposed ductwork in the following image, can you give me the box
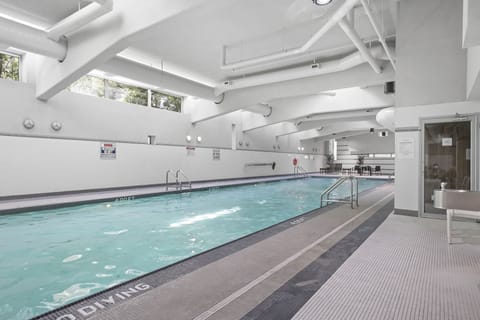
[244,104,273,117]
[359,0,397,71]
[0,16,67,61]
[221,0,360,71]
[337,17,382,74]
[215,45,391,96]
[375,107,395,131]
[47,0,114,41]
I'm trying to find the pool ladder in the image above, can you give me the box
[165,169,192,191]
[294,165,308,178]
[320,175,358,209]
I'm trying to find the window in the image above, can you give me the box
[106,80,148,106]
[69,75,105,98]
[0,52,20,81]
[151,90,182,112]
[68,75,182,112]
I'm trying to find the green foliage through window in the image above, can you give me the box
[69,75,105,98]
[151,91,182,112]
[0,52,20,81]
[68,75,182,112]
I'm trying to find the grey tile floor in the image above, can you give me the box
[292,214,480,320]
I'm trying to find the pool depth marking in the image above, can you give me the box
[193,192,394,320]
[51,282,152,320]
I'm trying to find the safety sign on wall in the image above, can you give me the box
[100,143,116,159]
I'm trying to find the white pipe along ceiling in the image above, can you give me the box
[0,0,113,61]
[0,16,67,61]
[221,0,361,71]
[46,0,114,41]
[215,45,390,96]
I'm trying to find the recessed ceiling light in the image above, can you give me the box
[312,0,333,6]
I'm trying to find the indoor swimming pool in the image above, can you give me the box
[0,177,386,320]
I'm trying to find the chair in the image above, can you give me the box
[374,165,381,175]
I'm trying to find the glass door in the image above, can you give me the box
[422,119,473,217]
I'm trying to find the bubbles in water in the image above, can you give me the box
[96,273,113,278]
[125,269,145,276]
[51,283,104,306]
[62,254,82,263]
[91,261,99,265]
[104,265,116,270]
[257,200,267,205]
[85,248,92,251]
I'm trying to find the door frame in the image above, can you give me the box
[419,115,478,218]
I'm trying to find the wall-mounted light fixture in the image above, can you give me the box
[369,128,375,134]
[196,136,202,143]
[238,141,243,146]
[23,119,35,129]
[186,135,192,142]
[245,141,249,147]
[51,121,62,131]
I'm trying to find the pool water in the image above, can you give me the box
[0,177,385,319]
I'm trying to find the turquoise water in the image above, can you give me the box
[0,177,385,320]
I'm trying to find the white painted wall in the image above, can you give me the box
[0,79,324,196]
[0,135,323,197]
[343,133,394,154]
[396,0,466,107]
[467,46,480,100]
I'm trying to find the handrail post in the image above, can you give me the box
[350,176,354,209]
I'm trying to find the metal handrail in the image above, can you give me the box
[320,175,359,209]
[294,166,308,178]
[165,169,175,191]
[175,169,192,190]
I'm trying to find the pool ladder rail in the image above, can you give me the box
[294,165,309,178]
[320,175,359,209]
[165,169,192,191]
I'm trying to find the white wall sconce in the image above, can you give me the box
[186,135,192,142]
[23,119,35,129]
[238,141,243,146]
[51,121,62,131]
[196,136,202,143]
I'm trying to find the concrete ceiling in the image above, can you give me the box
[125,0,396,84]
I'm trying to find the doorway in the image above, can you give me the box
[421,118,476,217]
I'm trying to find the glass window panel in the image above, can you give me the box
[0,52,20,81]
[151,91,182,112]
[106,80,148,106]
[69,75,105,97]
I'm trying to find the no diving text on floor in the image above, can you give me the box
[54,283,151,320]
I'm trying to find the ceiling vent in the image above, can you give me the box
[384,81,395,94]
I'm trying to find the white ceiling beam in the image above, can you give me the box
[463,0,480,48]
[188,63,395,124]
[35,0,230,101]
[99,56,216,100]
[242,86,393,132]
[298,120,383,141]
[275,115,377,137]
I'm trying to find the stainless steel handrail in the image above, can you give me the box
[165,169,175,191]
[294,166,308,178]
[320,175,358,209]
[175,169,192,190]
